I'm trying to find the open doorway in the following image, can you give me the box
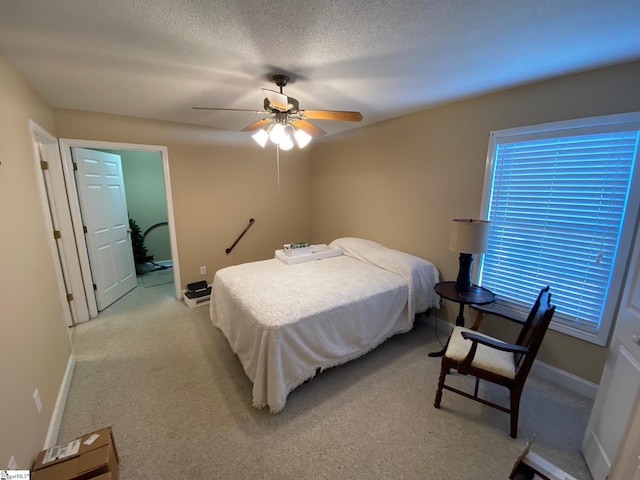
[93,148,174,289]
[59,139,181,319]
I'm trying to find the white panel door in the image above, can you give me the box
[583,216,640,479]
[609,391,640,480]
[73,147,136,311]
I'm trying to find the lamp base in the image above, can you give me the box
[455,253,474,291]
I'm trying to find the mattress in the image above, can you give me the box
[209,237,440,412]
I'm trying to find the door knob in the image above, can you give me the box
[632,335,640,345]
[127,228,132,233]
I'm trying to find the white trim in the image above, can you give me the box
[478,111,640,347]
[29,121,87,325]
[486,111,640,139]
[422,314,598,400]
[30,121,71,326]
[160,144,181,299]
[530,360,598,400]
[44,353,76,449]
[56,143,98,317]
[424,311,454,336]
[59,139,182,310]
[44,139,90,323]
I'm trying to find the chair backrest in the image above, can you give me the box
[514,286,555,379]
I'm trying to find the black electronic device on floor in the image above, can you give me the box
[184,280,211,299]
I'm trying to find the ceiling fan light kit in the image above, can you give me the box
[252,121,312,150]
[194,74,363,151]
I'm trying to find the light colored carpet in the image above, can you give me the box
[59,283,593,479]
[138,268,173,288]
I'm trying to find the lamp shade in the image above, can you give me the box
[251,128,269,148]
[449,219,489,254]
[279,133,294,150]
[269,123,286,144]
[294,128,312,148]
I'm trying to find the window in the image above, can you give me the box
[478,112,640,346]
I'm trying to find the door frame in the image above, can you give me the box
[59,138,182,317]
[30,121,88,325]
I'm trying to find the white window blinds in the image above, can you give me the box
[479,114,640,344]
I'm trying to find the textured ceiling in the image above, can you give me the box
[0,0,639,142]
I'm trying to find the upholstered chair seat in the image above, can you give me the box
[434,286,555,438]
[445,326,516,379]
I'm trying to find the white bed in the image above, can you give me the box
[209,237,440,413]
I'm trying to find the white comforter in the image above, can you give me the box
[209,237,440,413]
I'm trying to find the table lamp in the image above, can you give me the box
[449,219,489,291]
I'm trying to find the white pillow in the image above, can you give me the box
[328,237,383,258]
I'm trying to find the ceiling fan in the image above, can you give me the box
[193,74,363,149]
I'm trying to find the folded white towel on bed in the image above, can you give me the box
[275,244,342,265]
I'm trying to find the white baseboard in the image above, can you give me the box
[530,360,597,400]
[421,312,454,335]
[44,353,76,448]
[421,314,598,400]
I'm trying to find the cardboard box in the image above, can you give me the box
[89,474,113,480]
[510,440,577,480]
[32,427,119,480]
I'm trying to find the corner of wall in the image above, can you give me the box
[44,353,76,448]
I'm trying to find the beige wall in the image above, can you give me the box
[53,111,313,289]
[0,52,72,468]
[1,66,311,466]
[310,60,640,384]
[3,43,639,468]
[107,149,171,262]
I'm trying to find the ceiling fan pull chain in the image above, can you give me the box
[276,145,281,194]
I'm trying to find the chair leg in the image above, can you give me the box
[510,388,522,439]
[434,363,447,408]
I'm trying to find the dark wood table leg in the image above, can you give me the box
[429,303,466,357]
[455,303,466,327]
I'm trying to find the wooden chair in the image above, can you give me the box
[434,286,555,438]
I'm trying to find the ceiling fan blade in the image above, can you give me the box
[291,119,327,137]
[262,89,289,110]
[301,110,363,122]
[192,107,268,114]
[241,118,273,132]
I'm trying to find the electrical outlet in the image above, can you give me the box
[200,266,207,275]
[8,455,17,469]
[33,389,42,414]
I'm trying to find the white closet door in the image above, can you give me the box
[583,216,640,479]
[73,147,136,311]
